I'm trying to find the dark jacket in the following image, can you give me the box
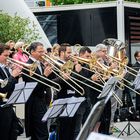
[133,62,140,108]
[22,58,51,139]
[0,66,18,140]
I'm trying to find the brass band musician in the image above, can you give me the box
[0,43,21,140]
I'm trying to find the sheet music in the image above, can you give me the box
[87,132,123,140]
[2,82,37,107]
[16,82,37,103]
[42,96,85,122]
[60,97,85,117]
[98,77,119,99]
[6,82,25,104]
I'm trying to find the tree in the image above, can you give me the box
[0,12,41,43]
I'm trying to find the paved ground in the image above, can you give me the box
[18,121,140,140]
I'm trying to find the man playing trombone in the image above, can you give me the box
[22,42,58,140]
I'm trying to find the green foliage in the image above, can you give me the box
[0,12,41,44]
[50,0,140,5]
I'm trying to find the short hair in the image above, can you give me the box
[0,43,10,55]
[47,47,52,53]
[95,43,107,52]
[58,43,71,56]
[28,42,43,53]
[134,51,140,59]
[14,41,24,50]
[79,46,91,55]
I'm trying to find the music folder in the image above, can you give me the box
[1,82,37,107]
[42,96,85,122]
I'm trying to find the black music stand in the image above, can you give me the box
[117,73,140,137]
[76,77,119,140]
[118,120,140,137]
[42,96,85,122]
[1,82,37,108]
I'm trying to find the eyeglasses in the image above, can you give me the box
[100,50,107,52]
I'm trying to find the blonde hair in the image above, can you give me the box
[14,41,24,50]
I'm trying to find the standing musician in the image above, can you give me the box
[0,43,21,140]
[134,51,140,118]
[22,42,54,140]
[55,43,83,140]
[91,43,111,134]
[73,46,92,139]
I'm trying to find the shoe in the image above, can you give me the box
[112,127,121,133]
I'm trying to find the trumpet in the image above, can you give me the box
[7,58,61,92]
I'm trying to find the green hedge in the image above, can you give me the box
[50,0,140,5]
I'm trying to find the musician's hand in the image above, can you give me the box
[110,61,118,69]
[75,63,82,73]
[44,65,53,77]
[11,67,22,77]
[91,74,99,81]
[61,72,70,80]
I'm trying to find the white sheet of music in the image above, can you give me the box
[3,82,37,106]
[60,97,85,117]
[87,132,123,140]
[42,96,85,122]
[7,82,25,104]
[16,82,37,103]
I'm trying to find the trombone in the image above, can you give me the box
[22,45,85,95]
[7,58,61,92]
[50,54,123,106]
[42,55,85,96]
[43,54,108,94]
[22,44,30,56]
[70,55,126,106]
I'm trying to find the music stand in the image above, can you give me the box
[1,82,37,108]
[98,76,120,100]
[117,72,140,137]
[42,96,85,122]
[118,120,140,137]
[116,70,140,137]
[76,76,119,140]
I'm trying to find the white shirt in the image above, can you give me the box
[0,63,9,78]
[29,56,42,74]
